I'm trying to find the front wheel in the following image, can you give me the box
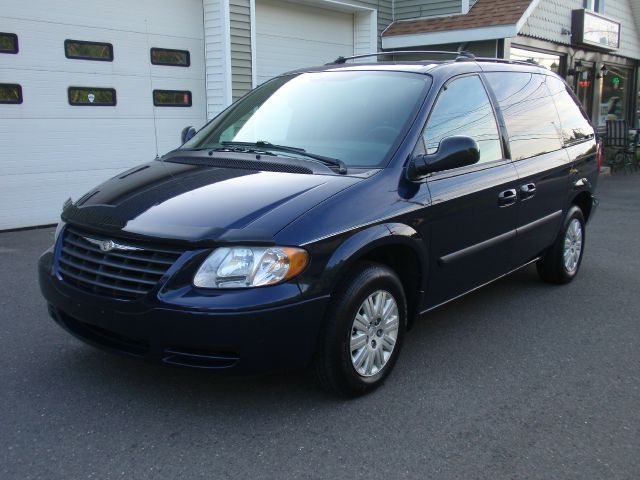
[314,262,407,397]
[536,206,586,284]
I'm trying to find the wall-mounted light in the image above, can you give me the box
[596,64,608,78]
[567,60,584,76]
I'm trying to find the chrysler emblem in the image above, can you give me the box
[83,237,143,252]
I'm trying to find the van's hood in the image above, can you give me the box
[61,156,363,244]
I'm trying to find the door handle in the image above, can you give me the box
[520,182,536,200]
[498,189,517,207]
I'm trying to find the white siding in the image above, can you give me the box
[230,0,253,100]
[204,0,232,118]
[0,0,207,229]
[354,10,378,56]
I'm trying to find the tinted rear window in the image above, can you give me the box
[546,76,594,145]
[484,72,563,160]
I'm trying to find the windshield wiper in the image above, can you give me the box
[221,141,347,174]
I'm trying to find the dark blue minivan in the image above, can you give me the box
[39,54,599,396]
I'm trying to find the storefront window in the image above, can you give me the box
[597,65,630,127]
[574,62,595,118]
[510,46,562,74]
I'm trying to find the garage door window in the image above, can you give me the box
[65,39,113,61]
[68,87,116,106]
[0,84,23,104]
[0,33,18,54]
[153,90,192,107]
[150,48,190,67]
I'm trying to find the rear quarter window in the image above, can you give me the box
[545,76,594,145]
[484,72,563,160]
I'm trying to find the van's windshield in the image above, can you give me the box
[181,71,431,168]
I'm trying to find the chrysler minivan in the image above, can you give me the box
[39,53,599,396]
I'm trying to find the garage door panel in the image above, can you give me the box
[0,0,206,229]
[0,169,129,230]
[2,0,204,39]
[0,118,157,176]
[256,0,355,84]
[256,0,354,44]
[257,38,351,83]
[0,18,205,80]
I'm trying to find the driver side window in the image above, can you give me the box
[423,75,503,164]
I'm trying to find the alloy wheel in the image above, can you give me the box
[563,218,583,274]
[349,290,399,377]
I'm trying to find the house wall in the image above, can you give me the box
[520,0,640,60]
[390,40,498,60]
[394,0,462,21]
[349,0,393,43]
[204,0,390,118]
[203,0,231,119]
[230,0,252,101]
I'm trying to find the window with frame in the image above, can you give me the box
[484,72,563,160]
[0,33,18,54]
[546,76,593,145]
[150,48,190,67]
[65,39,113,61]
[422,75,502,164]
[68,87,116,106]
[510,46,563,74]
[0,84,23,104]
[584,0,605,13]
[153,90,192,107]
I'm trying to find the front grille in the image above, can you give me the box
[58,227,183,300]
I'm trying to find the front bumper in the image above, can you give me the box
[39,250,329,373]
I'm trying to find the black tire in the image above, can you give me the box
[536,205,586,284]
[314,262,407,397]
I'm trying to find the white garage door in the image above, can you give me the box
[0,0,206,229]
[255,0,355,85]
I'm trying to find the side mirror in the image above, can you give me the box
[181,126,197,144]
[408,136,480,179]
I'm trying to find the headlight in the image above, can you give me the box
[54,220,66,242]
[193,246,309,288]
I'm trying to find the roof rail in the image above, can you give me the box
[472,57,541,67]
[328,50,475,65]
[326,52,545,69]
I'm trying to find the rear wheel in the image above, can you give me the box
[314,262,407,397]
[536,206,585,284]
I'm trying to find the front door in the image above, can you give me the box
[418,74,519,308]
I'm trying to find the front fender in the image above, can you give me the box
[297,222,429,300]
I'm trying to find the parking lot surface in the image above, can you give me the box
[1,174,639,480]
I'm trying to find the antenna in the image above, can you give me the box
[144,19,160,159]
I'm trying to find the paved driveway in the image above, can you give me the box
[1,175,638,480]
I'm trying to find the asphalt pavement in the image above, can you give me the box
[1,174,639,480]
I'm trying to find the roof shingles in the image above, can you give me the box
[383,0,534,37]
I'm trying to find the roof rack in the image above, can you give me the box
[327,51,545,69]
[473,57,541,67]
[328,50,475,65]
